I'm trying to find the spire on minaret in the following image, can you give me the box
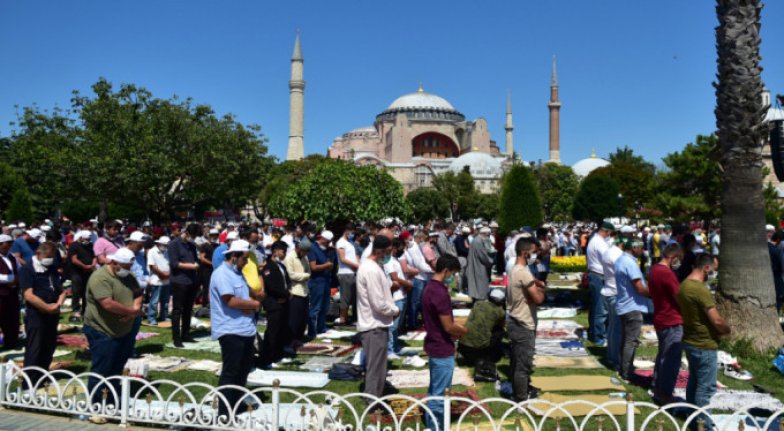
[287,32,306,161]
[505,90,514,157]
[551,54,558,87]
[548,55,561,164]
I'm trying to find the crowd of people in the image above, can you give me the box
[0,216,775,429]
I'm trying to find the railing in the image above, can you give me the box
[1,363,782,431]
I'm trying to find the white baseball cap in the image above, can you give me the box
[155,236,171,245]
[108,247,135,264]
[320,230,334,241]
[0,234,13,243]
[129,231,148,242]
[209,228,219,235]
[766,224,776,232]
[223,239,251,254]
[75,230,92,241]
[25,228,41,238]
[227,231,239,240]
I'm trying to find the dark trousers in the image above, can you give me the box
[619,311,643,380]
[171,281,197,342]
[653,325,683,399]
[260,306,290,366]
[217,334,255,418]
[84,324,131,405]
[458,329,503,377]
[508,318,536,402]
[361,327,389,398]
[22,322,58,388]
[288,295,309,341]
[70,272,88,315]
[0,294,20,349]
[308,278,330,337]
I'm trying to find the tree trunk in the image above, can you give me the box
[715,0,784,351]
[98,199,108,224]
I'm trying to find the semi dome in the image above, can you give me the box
[376,85,465,122]
[449,151,504,178]
[572,152,610,177]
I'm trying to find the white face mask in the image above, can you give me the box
[158,245,167,252]
[527,253,538,266]
[39,257,54,267]
[116,268,130,278]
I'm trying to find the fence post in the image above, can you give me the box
[626,393,635,431]
[271,379,280,431]
[119,368,130,428]
[0,360,6,408]
[443,389,451,431]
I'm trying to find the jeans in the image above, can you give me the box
[618,311,643,380]
[425,356,455,431]
[653,325,683,400]
[603,294,621,369]
[683,344,717,430]
[84,324,131,405]
[508,318,536,402]
[147,283,171,324]
[217,334,255,418]
[388,299,406,353]
[308,278,330,337]
[587,273,607,343]
[407,278,427,329]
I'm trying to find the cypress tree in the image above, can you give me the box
[498,164,543,235]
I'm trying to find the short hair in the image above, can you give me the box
[186,223,201,237]
[239,228,254,240]
[515,237,536,257]
[662,243,682,259]
[37,242,56,256]
[271,240,288,253]
[694,253,714,269]
[344,222,356,232]
[681,234,696,248]
[392,237,406,251]
[105,221,121,231]
[372,235,392,250]
[435,255,461,273]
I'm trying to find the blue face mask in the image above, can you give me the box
[444,274,456,285]
[348,233,355,242]
[383,255,392,264]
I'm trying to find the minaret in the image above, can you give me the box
[286,32,305,161]
[548,55,561,164]
[505,90,514,156]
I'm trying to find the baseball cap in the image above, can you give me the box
[108,248,135,264]
[155,236,171,245]
[226,231,239,240]
[399,231,411,241]
[320,230,334,241]
[0,234,12,243]
[223,239,251,254]
[129,231,148,242]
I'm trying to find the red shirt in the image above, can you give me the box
[648,263,683,330]
[422,279,455,358]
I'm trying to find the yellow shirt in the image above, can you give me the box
[652,233,661,258]
[284,251,311,297]
[242,252,263,292]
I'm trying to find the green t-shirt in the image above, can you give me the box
[459,300,505,349]
[677,278,719,349]
[85,266,140,338]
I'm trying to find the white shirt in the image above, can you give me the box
[601,245,624,296]
[281,234,295,252]
[336,237,358,275]
[384,257,407,301]
[0,254,16,284]
[147,246,171,286]
[360,244,373,263]
[586,233,610,274]
[405,242,433,281]
[355,259,398,332]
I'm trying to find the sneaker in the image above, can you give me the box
[595,340,607,347]
[402,356,427,368]
[173,341,184,348]
[387,353,401,361]
[723,364,752,381]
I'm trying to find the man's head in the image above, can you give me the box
[317,230,334,248]
[489,221,499,233]
[479,226,492,238]
[296,238,311,257]
[625,239,645,258]
[434,254,461,280]
[391,237,407,258]
[343,223,356,239]
[270,240,288,261]
[105,221,121,239]
[155,236,171,251]
[223,239,251,270]
[598,222,615,238]
[370,234,392,262]
[515,237,537,259]
[376,228,394,241]
[35,242,56,268]
[661,243,682,268]
[690,252,716,282]
[185,223,201,240]
[107,248,135,278]
[461,226,471,237]
[209,228,219,242]
[767,224,776,241]
[488,288,506,306]
[0,234,13,254]
[127,231,148,252]
[442,223,455,237]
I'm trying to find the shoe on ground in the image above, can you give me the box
[595,340,607,347]
[182,337,197,343]
[723,364,752,381]
[69,315,81,323]
[88,415,108,425]
[387,353,401,361]
[474,373,498,383]
[173,341,184,348]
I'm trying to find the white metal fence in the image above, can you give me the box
[1,363,782,431]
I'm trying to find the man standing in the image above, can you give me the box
[648,243,684,404]
[678,254,730,429]
[586,222,614,345]
[385,237,412,359]
[284,239,311,343]
[404,231,433,329]
[307,231,334,338]
[259,241,292,368]
[355,235,399,399]
[0,234,20,349]
[336,223,359,326]
[20,243,65,387]
[147,236,171,326]
[600,233,623,370]
[614,239,649,382]
[168,223,200,348]
[210,239,260,418]
[10,229,39,266]
[507,237,546,402]
[422,255,467,431]
[83,248,142,409]
[67,231,96,322]
[464,227,495,302]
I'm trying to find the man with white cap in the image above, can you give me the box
[458,288,506,382]
[147,236,171,326]
[766,224,776,242]
[210,239,260,418]
[10,228,39,266]
[67,230,96,322]
[307,230,335,338]
[83,247,142,409]
[0,234,20,349]
[464,227,495,302]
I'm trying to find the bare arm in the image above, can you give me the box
[13,253,25,266]
[23,288,60,314]
[337,248,358,271]
[525,280,546,305]
[149,264,170,280]
[97,296,140,317]
[632,279,650,296]
[399,257,419,278]
[438,314,468,338]
[706,307,731,336]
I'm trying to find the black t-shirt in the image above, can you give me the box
[68,242,95,277]
[19,263,62,328]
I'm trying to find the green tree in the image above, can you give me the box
[535,163,579,222]
[763,182,783,225]
[432,166,476,220]
[268,159,409,223]
[6,188,34,223]
[497,165,542,235]
[608,145,656,173]
[714,0,784,350]
[406,188,449,223]
[0,163,25,213]
[572,174,624,223]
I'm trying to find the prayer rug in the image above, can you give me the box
[246,369,330,388]
[56,324,80,334]
[13,360,73,371]
[632,370,726,390]
[56,334,88,349]
[531,375,624,392]
[381,389,486,423]
[296,342,356,357]
[317,329,357,340]
[187,359,223,374]
[135,332,159,341]
[535,339,589,357]
[537,308,577,319]
[399,331,426,341]
[534,355,603,369]
[300,355,349,372]
[672,389,783,411]
[1,349,71,362]
[386,368,475,389]
[165,337,221,353]
[528,393,637,417]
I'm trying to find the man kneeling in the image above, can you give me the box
[457,288,506,382]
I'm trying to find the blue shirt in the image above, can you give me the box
[168,237,198,285]
[10,238,35,265]
[307,245,332,282]
[614,253,648,315]
[132,250,148,289]
[212,243,228,270]
[209,263,257,340]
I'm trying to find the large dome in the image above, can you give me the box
[449,151,504,178]
[572,154,610,177]
[377,86,465,122]
[387,92,456,111]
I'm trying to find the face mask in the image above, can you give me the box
[382,255,392,264]
[116,268,130,278]
[158,245,167,252]
[40,257,54,267]
[348,234,355,242]
[527,253,538,266]
[672,259,682,270]
[606,237,614,246]
[444,274,456,285]
[706,271,717,282]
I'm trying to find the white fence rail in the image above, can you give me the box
[1,363,782,431]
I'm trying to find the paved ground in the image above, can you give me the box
[0,408,161,430]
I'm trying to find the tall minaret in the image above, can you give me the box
[286,32,305,161]
[548,55,561,164]
[505,90,514,156]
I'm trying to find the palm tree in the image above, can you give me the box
[715,0,784,351]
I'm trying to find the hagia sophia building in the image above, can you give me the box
[285,33,608,193]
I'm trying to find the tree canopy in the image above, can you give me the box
[535,163,579,222]
[572,173,624,223]
[406,187,450,223]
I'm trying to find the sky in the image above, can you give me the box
[1,1,782,166]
